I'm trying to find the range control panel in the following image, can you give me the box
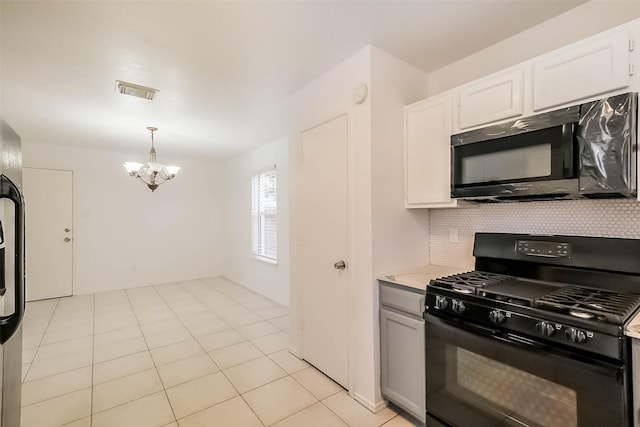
[516,240,571,258]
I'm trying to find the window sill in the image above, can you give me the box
[253,255,278,265]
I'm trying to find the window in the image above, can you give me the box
[251,169,277,261]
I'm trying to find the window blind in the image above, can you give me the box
[251,170,277,261]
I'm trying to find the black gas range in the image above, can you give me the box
[423,233,640,427]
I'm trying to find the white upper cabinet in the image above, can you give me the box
[403,20,640,209]
[457,68,524,130]
[405,93,457,208]
[532,29,632,111]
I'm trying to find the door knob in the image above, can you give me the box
[64,228,70,232]
[334,260,346,270]
[64,237,71,242]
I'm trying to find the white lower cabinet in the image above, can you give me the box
[379,282,426,424]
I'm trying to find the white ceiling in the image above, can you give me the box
[0,1,585,160]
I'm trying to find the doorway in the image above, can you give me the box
[23,168,73,301]
[299,114,349,388]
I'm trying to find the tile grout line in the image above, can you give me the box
[28,282,408,427]
[22,298,60,383]
[123,286,180,426]
[182,281,286,349]
[22,297,168,422]
[189,279,299,426]
[185,282,304,426]
[28,304,87,420]
[167,279,269,426]
[22,297,95,427]
[23,280,326,427]
[90,293,95,427]
[196,280,303,426]
[269,370,346,426]
[185,289,265,330]
[195,281,351,426]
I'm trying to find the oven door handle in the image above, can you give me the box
[433,315,547,352]
[430,315,505,339]
[455,320,502,337]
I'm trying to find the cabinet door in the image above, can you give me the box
[457,69,524,129]
[405,94,456,208]
[533,29,631,111]
[380,307,425,423]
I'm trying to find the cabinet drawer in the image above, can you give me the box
[380,283,424,316]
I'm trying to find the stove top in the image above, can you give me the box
[536,286,640,324]
[429,270,640,325]
[429,271,511,294]
[425,233,640,361]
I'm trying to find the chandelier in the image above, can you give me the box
[123,127,180,192]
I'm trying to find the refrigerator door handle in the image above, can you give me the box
[0,220,6,297]
[0,174,24,344]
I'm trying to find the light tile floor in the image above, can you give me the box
[20,277,416,427]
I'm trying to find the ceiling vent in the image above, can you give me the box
[115,80,158,100]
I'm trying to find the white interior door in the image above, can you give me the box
[23,168,73,301]
[299,114,349,388]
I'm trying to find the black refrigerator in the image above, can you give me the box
[0,119,25,427]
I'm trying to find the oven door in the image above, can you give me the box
[425,314,629,427]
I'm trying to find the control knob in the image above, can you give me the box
[535,321,556,337]
[451,300,466,314]
[564,327,587,344]
[489,310,506,324]
[434,296,449,310]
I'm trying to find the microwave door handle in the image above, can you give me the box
[563,123,577,178]
[0,220,5,297]
[0,174,24,344]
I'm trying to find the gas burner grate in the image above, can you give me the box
[430,271,512,295]
[536,287,640,324]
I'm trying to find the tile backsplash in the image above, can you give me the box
[429,199,640,269]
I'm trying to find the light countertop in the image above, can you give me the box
[626,310,640,339]
[378,264,469,292]
[379,266,640,340]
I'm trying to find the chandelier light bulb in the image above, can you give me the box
[123,127,180,192]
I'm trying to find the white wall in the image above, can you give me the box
[428,1,640,95]
[23,142,224,295]
[371,48,430,273]
[368,47,430,407]
[289,45,430,412]
[220,138,290,306]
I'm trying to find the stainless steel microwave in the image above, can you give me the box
[451,92,637,202]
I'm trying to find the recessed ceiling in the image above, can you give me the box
[1,1,585,160]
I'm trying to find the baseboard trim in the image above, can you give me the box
[353,392,387,413]
[287,345,302,359]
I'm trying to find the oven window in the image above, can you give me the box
[455,348,577,427]
[460,144,551,184]
[426,314,627,427]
